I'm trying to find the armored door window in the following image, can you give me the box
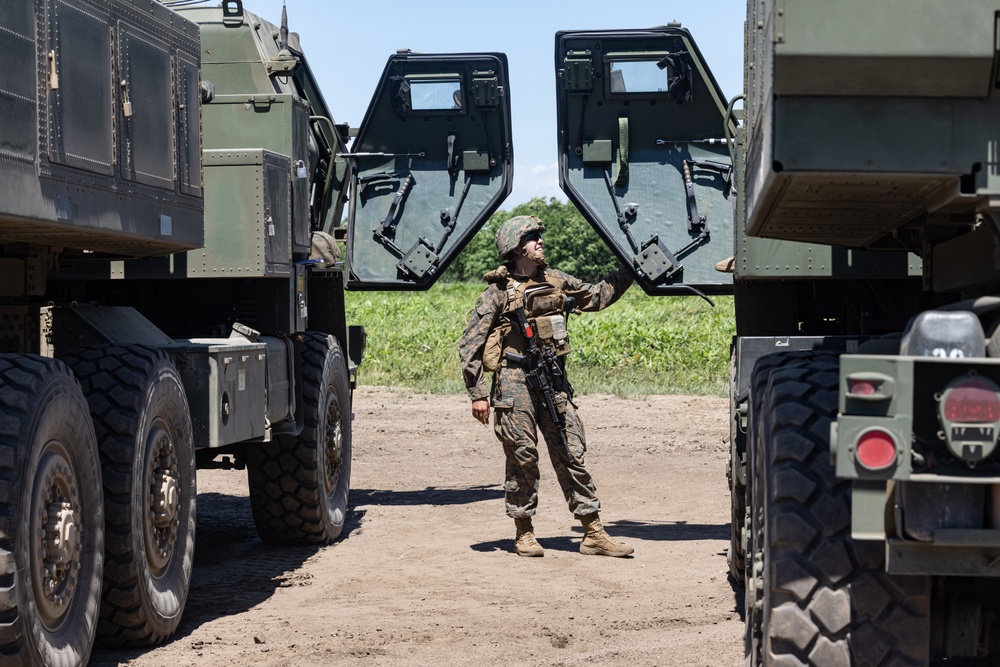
[409,78,464,111]
[119,26,176,189]
[608,59,670,94]
[49,0,114,175]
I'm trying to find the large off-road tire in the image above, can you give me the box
[62,346,195,647]
[247,332,352,545]
[744,351,929,667]
[0,355,104,667]
[728,350,747,584]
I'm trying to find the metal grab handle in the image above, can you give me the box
[724,94,744,169]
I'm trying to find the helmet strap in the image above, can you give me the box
[517,247,546,270]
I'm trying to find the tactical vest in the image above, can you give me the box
[482,270,571,372]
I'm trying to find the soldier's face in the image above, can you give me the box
[521,232,544,261]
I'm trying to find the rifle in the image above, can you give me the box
[504,303,574,462]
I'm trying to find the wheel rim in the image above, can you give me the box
[322,385,343,498]
[31,441,83,632]
[145,419,180,577]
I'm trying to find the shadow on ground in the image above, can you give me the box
[470,535,581,555]
[350,484,503,507]
[597,518,729,542]
[89,490,333,665]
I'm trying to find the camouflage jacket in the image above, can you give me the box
[459,264,633,401]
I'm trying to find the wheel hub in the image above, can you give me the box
[152,468,179,527]
[146,425,180,575]
[32,447,82,629]
[44,500,79,564]
[323,391,343,495]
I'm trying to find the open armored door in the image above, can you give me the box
[555,26,735,296]
[346,52,512,290]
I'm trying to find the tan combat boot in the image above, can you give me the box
[714,255,735,273]
[514,517,544,557]
[579,514,634,557]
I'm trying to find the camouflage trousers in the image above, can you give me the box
[491,365,601,519]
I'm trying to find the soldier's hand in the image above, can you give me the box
[472,399,490,425]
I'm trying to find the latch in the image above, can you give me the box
[120,79,133,118]
[431,172,473,259]
[244,95,276,111]
[373,173,414,244]
[681,158,733,234]
[635,236,682,284]
[562,50,593,92]
[231,322,261,342]
[48,51,59,90]
[398,238,438,279]
[471,70,499,108]
[447,132,459,177]
[682,160,704,234]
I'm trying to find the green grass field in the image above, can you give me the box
[346,282,734,397]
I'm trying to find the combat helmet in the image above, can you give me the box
[495,215,545,259]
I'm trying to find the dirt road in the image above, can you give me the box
[90,386,744,667]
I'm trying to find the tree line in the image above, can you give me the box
[443,197,620,283]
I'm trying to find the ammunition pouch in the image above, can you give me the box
[524,285,570,356]
[482,321,510,372]
[531,314,569,356]
[525,289,566,317]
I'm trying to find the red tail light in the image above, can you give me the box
[856,429,897,470]
[943,380,1000,423]
[848,379,879,396]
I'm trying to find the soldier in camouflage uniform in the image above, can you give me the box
[459,215,635,558]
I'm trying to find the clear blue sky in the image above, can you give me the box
[237,0,746,207]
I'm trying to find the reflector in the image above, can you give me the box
[856,430,897,470]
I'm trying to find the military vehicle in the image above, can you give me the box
[0,0,511,664]
[555,1,1000,664]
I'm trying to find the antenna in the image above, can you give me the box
[279,2,288,52]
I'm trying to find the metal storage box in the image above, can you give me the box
[743,0,1000,248]
[165,338,267,448]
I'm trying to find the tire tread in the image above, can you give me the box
[247,332,352,545]
[62,345,194,648]
[0,354,103,666]
[748,351,929,667]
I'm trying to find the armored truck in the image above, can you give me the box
[0,1,511,664]
[555,2,1000,664]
